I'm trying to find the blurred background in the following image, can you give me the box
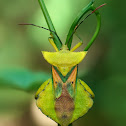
[0,0,126,126]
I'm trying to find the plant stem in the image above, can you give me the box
[65,0,95,50]
[38,0,62,50]
[84,5,101,51]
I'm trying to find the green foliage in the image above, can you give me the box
[65,0,95,49]
[1,0,126,126]
[38,0,101,51]
[0,68,50,91]
[38,0,62,50]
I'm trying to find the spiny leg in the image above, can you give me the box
[70,32,83,52]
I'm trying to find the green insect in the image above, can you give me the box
[33,14,96,125]
[35,41,94,126]
[19,2,105,126]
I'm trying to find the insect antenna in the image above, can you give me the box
[67,3,106,45]
[19,23,61,43]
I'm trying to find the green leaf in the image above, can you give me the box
[84,6,101,51]
[65,0,101,51]
[0,68,50,92]
[38,0,62,50]
[65,0,95,49]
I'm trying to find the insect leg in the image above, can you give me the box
[70,32,83,52]
[48,37,59,52]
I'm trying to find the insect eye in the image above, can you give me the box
[71,81,74,84]
[55,81,58,84]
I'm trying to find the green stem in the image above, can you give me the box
[84,6,101,51]
[38,0,62,50]
[65,0,95,50]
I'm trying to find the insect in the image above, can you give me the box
[33,12,96,124]
[19,3,105,126]
[35,40,94,126]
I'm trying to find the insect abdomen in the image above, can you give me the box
[55,84,74,126]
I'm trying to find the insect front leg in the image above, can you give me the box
[48,37,59,52]
[70,32,83,52]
